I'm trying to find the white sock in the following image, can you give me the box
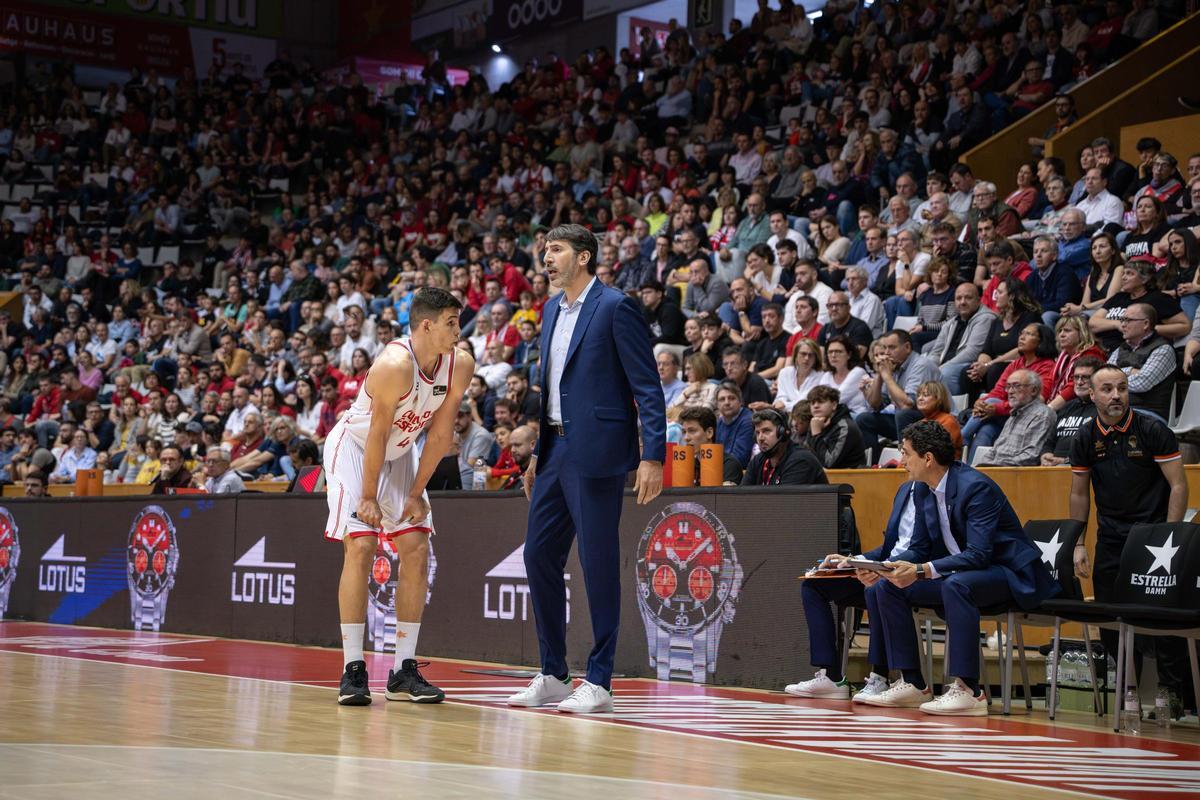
[341,623,364,667]
[393,621,420,667]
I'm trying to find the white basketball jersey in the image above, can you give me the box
[337,338,457,461]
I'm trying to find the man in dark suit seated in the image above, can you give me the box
[785,480,933,702]
[864,421,1058,715]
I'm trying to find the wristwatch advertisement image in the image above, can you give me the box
[367,537,437,652]
[126,505,180,632]
[0,507,19,620]
[636,502,743,683]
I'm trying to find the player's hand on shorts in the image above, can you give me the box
[522,465,535,501]
[356,498,383,530]
[400,493,429,525]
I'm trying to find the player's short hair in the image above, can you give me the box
[410,287,464,325]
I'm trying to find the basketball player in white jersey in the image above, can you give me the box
[325,287,474,706]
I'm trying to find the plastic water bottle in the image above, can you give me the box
[1122,688,1142,735]
[1155,688,1171,728]
[472,459,487,491]
[1062,651,1079,687]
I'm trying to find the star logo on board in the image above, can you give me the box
[1145,533,1180,575]
[1036,529,1062,566]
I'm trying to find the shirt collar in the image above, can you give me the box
[934,469,949,496]
[557,276,598,312]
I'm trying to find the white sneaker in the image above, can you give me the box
[784,668,850,698]
[506,673,573,707]
[920,679,989,716]
[852,672,890,703]
[859,678,932,708]
[557,680,614,713]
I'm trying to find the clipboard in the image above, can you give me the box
[845,559,895,573]
[798,565,857,580]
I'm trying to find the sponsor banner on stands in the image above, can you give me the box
[488,0,583,42]
[0,487,844,689]
[0,0,277,77]
[34,0,282,37]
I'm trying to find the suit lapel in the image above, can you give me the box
[945,464,965,548]
[564,285,603,368]
[923,492,942,547]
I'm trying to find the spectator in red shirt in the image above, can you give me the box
[485,302,521,362]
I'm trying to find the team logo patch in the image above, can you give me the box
[432,385,448,396]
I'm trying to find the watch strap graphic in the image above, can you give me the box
[368,599,397,652]
[132,593,165,631]
[650,619,722,683]
[0,577,13,620]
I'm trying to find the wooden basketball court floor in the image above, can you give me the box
[1,622,1199,799]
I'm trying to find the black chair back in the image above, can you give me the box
[1113,522,1200,608]
[289,465,325,493]
[1023,519,1086,601]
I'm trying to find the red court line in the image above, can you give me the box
[1,622,1197,799]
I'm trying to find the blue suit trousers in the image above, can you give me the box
[872,565,1013,681]
[524,432,627,689]
[801,577,887,672]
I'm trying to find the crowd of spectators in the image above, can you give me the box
[0,0,1196,494]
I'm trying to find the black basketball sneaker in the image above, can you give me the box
[338,660,372,706]
[385,659,445,703]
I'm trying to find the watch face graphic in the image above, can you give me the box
[636,503,738,632]
[368,537,399,611]
[0,507,19,619]
[126,506,179,598]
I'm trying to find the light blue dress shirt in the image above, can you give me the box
[547,277,598,426]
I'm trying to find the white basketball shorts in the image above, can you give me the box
[322,423,434,542]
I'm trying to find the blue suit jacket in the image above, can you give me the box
[915,463,1059,610]
[863,481,941,564]
[537,281,667,478]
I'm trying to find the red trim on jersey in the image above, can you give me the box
[406,340,442,384]
[344,525,432,540]
[446,348,456,391]
[1154,452,1182,462]
[323,484,346,541]
[330,426,349,473]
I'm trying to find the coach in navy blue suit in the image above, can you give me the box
[785,480,941,701]
[865,421,1058,716]
[506,223,666,715]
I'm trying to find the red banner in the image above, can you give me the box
[0,0,193,72]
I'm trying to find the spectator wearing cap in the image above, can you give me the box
[639,279,685,346]
[199,447,244,494]
[454,400,495,489]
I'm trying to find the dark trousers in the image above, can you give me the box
[1094,534,1191,695]
[801,576,887,672]
[873,566,1014,682]
[524,431,626,689]
[855,408,923,455]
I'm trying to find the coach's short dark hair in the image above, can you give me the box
[678,405,717,434]
[546,223,599,274]
[411,287,463,325]
[901,420,955,466]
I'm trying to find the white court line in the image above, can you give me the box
[0,644,1126,800]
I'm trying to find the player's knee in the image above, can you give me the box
[343,535,375,565]
[397,536,429,574]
